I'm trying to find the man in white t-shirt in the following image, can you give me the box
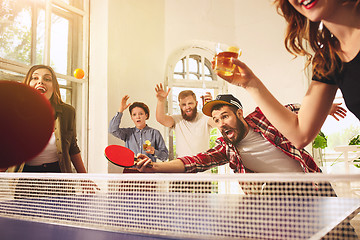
[155,84,216,158]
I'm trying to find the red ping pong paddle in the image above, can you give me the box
[105,145,153,168]
[0,81,54,168]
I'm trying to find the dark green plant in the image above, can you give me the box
[349,135,360,168]
[349,135,360,145]
[210,128,219,173]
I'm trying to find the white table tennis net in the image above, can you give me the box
[0,173,360,240]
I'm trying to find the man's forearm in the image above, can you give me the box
[152,159,186,173]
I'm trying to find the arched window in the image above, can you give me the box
[165,42,227,160]
[173,54,215,81]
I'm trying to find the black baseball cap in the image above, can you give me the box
[202,94,243,117]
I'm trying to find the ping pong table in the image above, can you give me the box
[0,193,359,239]
[0,173,359,239]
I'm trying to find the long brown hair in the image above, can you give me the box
[273,0,360,79]
[23,65,63,107]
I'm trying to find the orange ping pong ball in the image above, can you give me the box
[74,68,85,79]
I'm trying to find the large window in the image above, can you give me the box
[0,0,89,166]
[165,44,227,160]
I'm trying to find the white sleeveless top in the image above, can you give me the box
[26,132,59,166]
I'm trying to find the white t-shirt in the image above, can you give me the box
[172,113,213,157]
[26,132,59,166]
[236,128,303,173]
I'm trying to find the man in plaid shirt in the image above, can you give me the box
[135,95,358,238]
[136,94,320,174]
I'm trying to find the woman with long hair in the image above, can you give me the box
[217,0,360,149]
[9,65,87,173]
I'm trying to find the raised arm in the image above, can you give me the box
[109,95,132,140]
[217,58,337,149]
[118,95,131,113]
[203,92,216,128]
[155,83,175,127]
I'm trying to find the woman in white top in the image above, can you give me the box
[9,65,87,173]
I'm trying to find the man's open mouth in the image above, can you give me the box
[224,129,235,138]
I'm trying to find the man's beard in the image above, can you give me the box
[220,116,247,145]
[181,107,197,121]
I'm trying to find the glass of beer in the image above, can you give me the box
[143,140,151,150]
[214,43,241,77]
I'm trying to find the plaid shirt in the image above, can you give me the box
[179,104,321,173]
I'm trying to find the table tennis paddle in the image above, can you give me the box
[0,81,54,168]
[105,145,153,168]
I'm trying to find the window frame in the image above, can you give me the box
[0,0,90,168]
[165,43,227,160]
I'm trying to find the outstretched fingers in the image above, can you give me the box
[155,83,171,99]
[329,103,347,121]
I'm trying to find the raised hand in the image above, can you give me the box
[155,83,171,102]
[118,95,131,113]
[203,92,213,103]
[215,58,258,89]
[329,103,347,121]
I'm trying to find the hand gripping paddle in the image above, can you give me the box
[0,81,54,168]
[105,145,153,168]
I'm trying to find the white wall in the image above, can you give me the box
[232,0,307,115]
[88,0,110,173]
[106,0,166,172]
[88,0,308,173]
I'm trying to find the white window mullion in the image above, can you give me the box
[30,2,38,65]
[80,0,90,169]
[44,0,52,65]
[185,55,189,80]
[53,0,86,17]
[201,55,205,88]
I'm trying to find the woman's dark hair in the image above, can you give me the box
[129,102,150,120]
